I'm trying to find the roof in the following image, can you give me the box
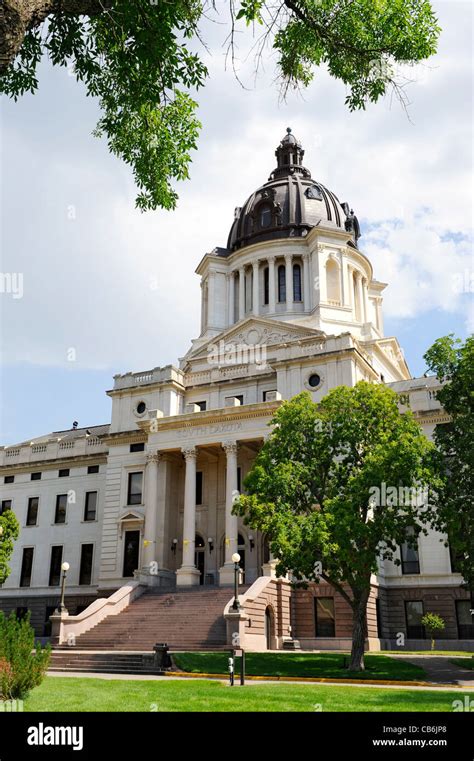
[4,424,110,449]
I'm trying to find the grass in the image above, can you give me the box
[172,652,426,681]
[450,658,474,670]
[24,676,462,712]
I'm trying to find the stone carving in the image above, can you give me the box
[177,422,243,440]
[146,451,161,464]
[222,440,238,455]
[181,446,197,459]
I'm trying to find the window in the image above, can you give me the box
[123,530,140,577]
[456,600,474,639]
[234,394,244,406]
[259,203,272,229]
[127,472,143,505]
[4,475,14,484]
[326,258,341,303]
[20,548,34,587]
[400,527,420,574]
[84,491,97,522]
[308,374,321,389]
[26,497,39,526]
[196,472,203,506]
[195,401,207,411]
[405,600,425,638]
[136,401,146,414]
[130,442,145,453]
[278,265,286,302]
[58,468,70,478]
[263,267,269,305]
[315,597,335,637]
[79,544,94,586]
[87,465,99,474]
[49,546,63,586]
[237,467,242,494]
[0,500,11,515]
[54,494,67,524]
[31,472,41,481]
[293,264,302,302]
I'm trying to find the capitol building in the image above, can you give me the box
[0,129,471,654]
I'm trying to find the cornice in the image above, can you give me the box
[139,400,282,433]
[0,453,108,475]
[102,431,148,446]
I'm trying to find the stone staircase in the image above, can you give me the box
[54,586,242,653]
[49,651,166,675]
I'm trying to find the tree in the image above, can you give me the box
[0,612,50,699]
[421,612,445,651]
[423,335,474,599]
[235,383,438,671]
[0,509,20,586]
[0,1,440,210]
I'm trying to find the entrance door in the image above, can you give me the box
[195,534,205,585]
[265,607,274,650]
[123,530,140,577]
[238,533,246,583]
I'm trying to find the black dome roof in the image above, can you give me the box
[227,128,359,252]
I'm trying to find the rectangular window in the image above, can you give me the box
[263,267,269,305]
[196,472,203,505]
[315,597,335,637]
[234,395,244,405]
[130,443,145,453]
[79,544,94,586]
[26,497,39,526]
[54,494,67,524]
[405,600,425,638]
[49,546,63,586]
[20,548,34,587]
[4,475,14,484]
[237,467,242,494]
[58,468,70,478]
[84,491,97,522]
[127,472,143,505]
[400,527,420,574]
[0,500,12,515]
[195,401,207,411]
[87,465,99,474]
[456,600,474,639]
[31,472,41,481]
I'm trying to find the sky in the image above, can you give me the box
[0,0,473,445]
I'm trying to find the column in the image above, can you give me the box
[302,253,311,310]
[176,446,200,586]
[143,451,160,569]
[362,277,369,323]
[268,256,276,313]
[227,272,235,326]
[238,267,245,320]
[252,261,260,316]
[356,271,364,322]
[285,253,293,311]
[219,440,239,585]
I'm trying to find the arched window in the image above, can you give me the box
[293,263,302,302]
[278,264,286,303]
[263,266,269,305]
[259,203,272,229]
[326,258,341,303]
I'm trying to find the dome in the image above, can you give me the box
[227,128,360,252]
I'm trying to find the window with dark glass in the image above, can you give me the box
[237,467,242,494]
[20,547,34,587]
[196,472,203,505]
[315,597,335,637]
[405,600,425,638]
[26,497,39,526]
[31,472,41,481]
[234,395,244,405]
[87,465,100,474]
[0,500,11,515]
[293,263,302,301]
[400,527,420,574]
[49,546,63,586]
[58,468,70,478]
[278,265,286,302]
[127,472,143,505]
[79,544,94,586]
[259,203,272,229]
[263,267,269,305]
[456,600,474,639]
[195,401,207,411]
[136,401,146,414]
[84,491,97,521]
[130,442,145,453]
[4,475,14,484]
[54,494,67,524]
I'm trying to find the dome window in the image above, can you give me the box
[259,203,272,229]
[308,374,321,388]
[136,401,146,415]
[293,264,302,302]
[278,265,286,302]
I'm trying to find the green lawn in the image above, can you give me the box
[24,676,461,712]
[172,652,425,681]
[382,650,474,657]
[451,658,474,670]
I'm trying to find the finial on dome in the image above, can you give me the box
[286,127,292,134]
[272,127,309,179]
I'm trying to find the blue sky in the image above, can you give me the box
[1,0,472,445]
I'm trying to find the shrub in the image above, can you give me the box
[421,613,445,651]
[0,612,51,699]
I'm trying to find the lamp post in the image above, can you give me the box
[55,561,70,614]
[231,552,241,611]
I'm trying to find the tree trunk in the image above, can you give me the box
[348,588,370,672]
[0,0,107,75]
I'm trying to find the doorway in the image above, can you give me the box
[123,530,140,577]
[238,533,246,583]
[195,534,205,585]
[265,606,275,650]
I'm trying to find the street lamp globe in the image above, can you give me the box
[61,562,70,572]
[232,553,240,563]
